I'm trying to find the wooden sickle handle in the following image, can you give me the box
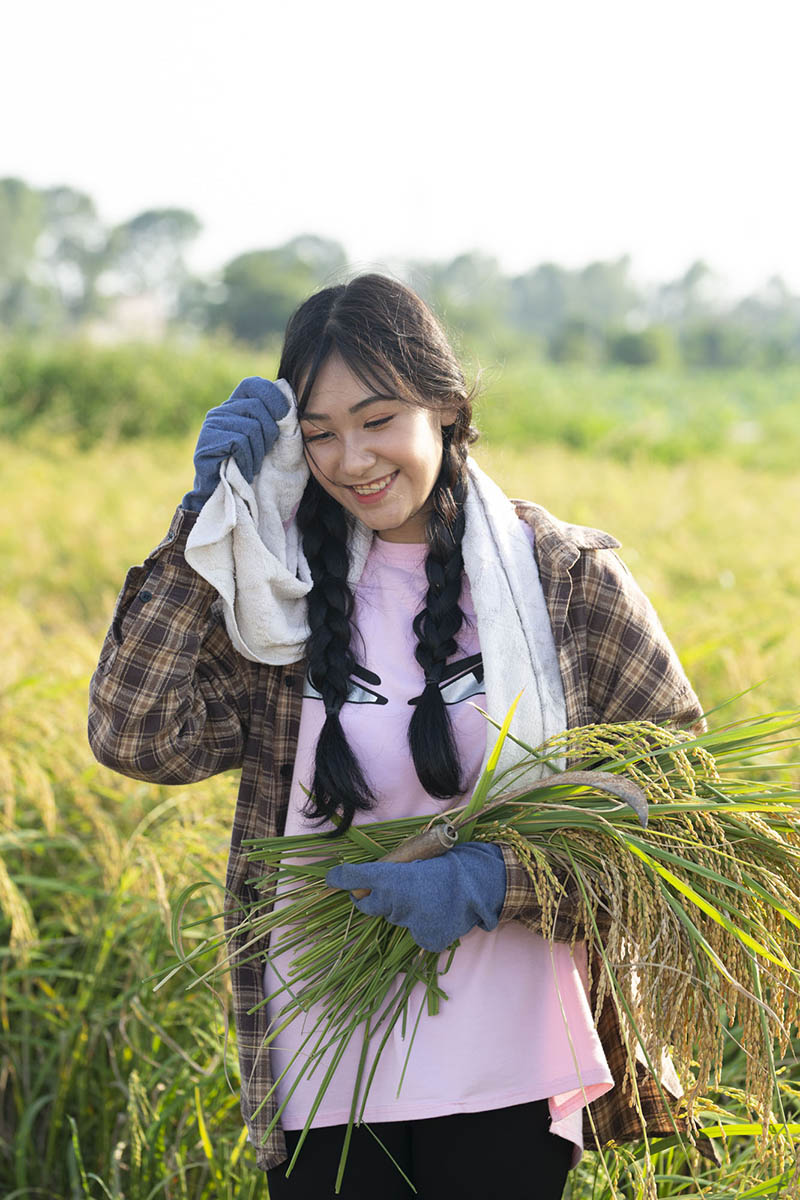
[350,822,458,900]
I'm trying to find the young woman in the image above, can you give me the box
[89,273,703,1199]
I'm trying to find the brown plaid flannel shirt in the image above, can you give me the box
[88,497,705,1171]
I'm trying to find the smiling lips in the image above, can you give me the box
[348,470,399,501]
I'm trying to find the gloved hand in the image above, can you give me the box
[182,376,291,512]
[326,842,506,953]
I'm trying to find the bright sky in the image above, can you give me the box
[6,0,800,298]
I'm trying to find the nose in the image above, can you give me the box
[338,434,378,478]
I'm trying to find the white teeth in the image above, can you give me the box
[352,473,395,495]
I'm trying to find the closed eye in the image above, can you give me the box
[303,415,394,443]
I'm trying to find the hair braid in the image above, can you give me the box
[408,434,469,798]
[296,478,375,833]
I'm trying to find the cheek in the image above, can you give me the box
[303,445,337,495]
[406,423,444,486]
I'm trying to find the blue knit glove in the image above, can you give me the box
[182,376,290,512]
[326,843,506,953]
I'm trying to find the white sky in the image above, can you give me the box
[5,0,800,298]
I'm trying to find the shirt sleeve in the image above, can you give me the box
[582,547,704,732]
[498,545,704,939]
[87,506,257,784]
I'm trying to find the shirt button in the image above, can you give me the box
[284,675,297,689]
[280,763,294,780]
[139,590,153,602]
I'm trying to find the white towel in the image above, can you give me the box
[460,462,567,774]
[184,381,372,666]
[185,384,566,777]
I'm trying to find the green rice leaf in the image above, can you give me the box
[457,691,523,840]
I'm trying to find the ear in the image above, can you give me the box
[438,405,459,429]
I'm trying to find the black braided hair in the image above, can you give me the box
[408,428,469,797]
[295,476,374,834]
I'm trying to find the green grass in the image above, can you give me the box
[2,337,800,471]
[473,360,800,472]
[0,338,259,445]
[1,417,799,1195]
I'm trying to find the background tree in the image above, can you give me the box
[1,175,799,367]
[507,256,642,361]
[681,321,758,369]
[648,259,723,327]
[507,261,571,343]
[38,186,107,324]
[549,316,605,365]
[100,208,202,310]
[606,325,678,367]
[406,252,512,348]
[729,276,800,367]
[202,235,347,344]
[0,177,54,330]
[0,178,42,283]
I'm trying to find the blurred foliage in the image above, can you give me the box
[0,177,201,333]
[199,235,348,344]
[3,177,800,370]
[473,360,800,471]
[0,338,261,444]
[2,339,798,475]
[104,208,201,304]
[606,325,679,368]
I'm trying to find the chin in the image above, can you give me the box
[357,512,402,531]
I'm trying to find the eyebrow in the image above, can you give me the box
[300,394,395,422]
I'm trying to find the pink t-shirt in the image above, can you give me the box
[264,531,613,1160]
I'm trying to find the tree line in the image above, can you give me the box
[2,176,799,369]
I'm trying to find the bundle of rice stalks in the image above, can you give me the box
[181,707,800,1192]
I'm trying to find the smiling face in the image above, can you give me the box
[299,354,455,543]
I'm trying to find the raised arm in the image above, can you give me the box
[88,506,257,784]
[89,376,292,785]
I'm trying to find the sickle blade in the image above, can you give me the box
[463,769,651,829]
[539,770,650,828]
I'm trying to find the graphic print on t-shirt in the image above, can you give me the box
[407,652,485,707]
[303,653,485,709]
[303,662,388,705]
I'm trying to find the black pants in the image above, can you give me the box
[266,1099,573,1199]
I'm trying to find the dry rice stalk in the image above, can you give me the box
[0,849,38,956]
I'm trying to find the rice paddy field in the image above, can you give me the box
[1,348,799,1198]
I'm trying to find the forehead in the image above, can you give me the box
[307,354,372,402]
[300,353,396,419]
